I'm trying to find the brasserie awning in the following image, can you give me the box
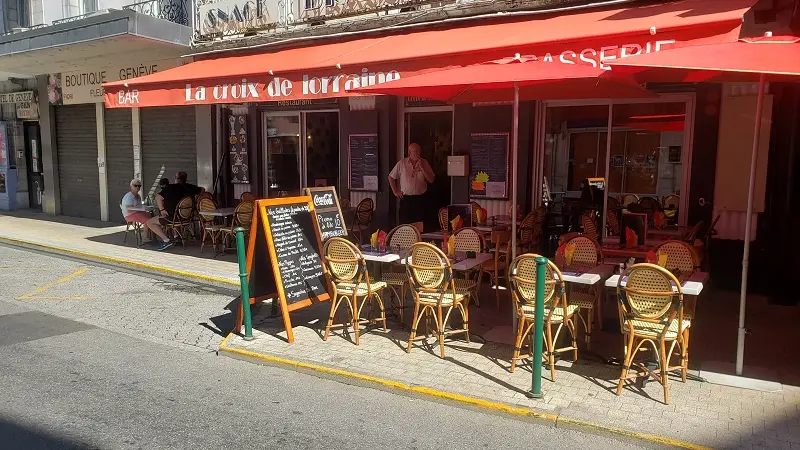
[103,0,757,108]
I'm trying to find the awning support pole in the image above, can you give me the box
[511,82,519,263]
[736,73,766,376]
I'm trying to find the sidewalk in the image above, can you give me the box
[0,211,238,288]
[2,211,798,449]
[222,301,800,450]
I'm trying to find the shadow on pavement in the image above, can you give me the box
[0,418,87,450]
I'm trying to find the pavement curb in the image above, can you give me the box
[0,235,238,288]
[218,334,711,450]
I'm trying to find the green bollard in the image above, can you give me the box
[527,255,547,399]
[235,227,254,341]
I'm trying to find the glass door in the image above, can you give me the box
[264,112,302,197]
[405,110,453,231]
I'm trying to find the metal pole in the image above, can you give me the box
[528,255,547,398]
[736,73,766,376]
[602,103,613,241]
[511,82,519,262]
[235,227,254,340]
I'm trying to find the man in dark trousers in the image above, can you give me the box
[388,143,435,225]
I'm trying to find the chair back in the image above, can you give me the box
[409,221,424,234]
[339,197,351,209]
[490,230,512,265]
[519,208,545,247]
[175,196,194,221]
[638,196,661,212]
[606,210,621,236]
[198,198,218,224]
[323,237,368,286]
[655,241,699,274]
[233,201,255,229]
[240,192,256,203]
[607,196,621,212]
[617,263,683,334]
[561,235,602,267]
[197,192,214,203]
[453,227,485,253]
[508,254,565,320]
[355,198,374,226]
[683,220,704,242]
[406,243,455,300]
[438,207,449,231]
[386,224,420,251]
[663,194,680,209]
[621,194,640,208]
[581,212,598,241]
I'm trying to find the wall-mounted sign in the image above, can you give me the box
[0,91,33,103]
[61,59,182,104]
[198,0,294,37]
[469,133,509,199]
[228,110,249,183]
[16,102,39,120]
[348,134,379,191]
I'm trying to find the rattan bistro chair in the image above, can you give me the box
[164,196,195,248]
[438,207,449,232]
[560,235,603,348]
[351,198,374,244]
[616,263,690,404]
[198,197,223,253]
[323,237,388,345]
[508,254,579,380]
[654,241,700,275]
[452,227,485,306]
[380,224,420,321]
[219,201,255,252]
[406,242,470,359]
[481,230,511,309]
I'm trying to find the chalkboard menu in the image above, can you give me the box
[303,186,347,241]
[349,134,379,191]
[469,133,509,199]
[243,197,330,343]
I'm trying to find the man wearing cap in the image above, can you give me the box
[388,143,435,224]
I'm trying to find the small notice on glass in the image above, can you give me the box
[363,176,378,191]
[485,182,506,198]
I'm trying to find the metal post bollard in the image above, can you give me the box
[235,227,254,341]
[528,255,547,399]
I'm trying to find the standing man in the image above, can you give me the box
[388,143,435,224]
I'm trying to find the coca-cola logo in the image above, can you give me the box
[314,193,335,207]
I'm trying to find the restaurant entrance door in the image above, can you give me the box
[262,110,340,198]
[405,109,453,231]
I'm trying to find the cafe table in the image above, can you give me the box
[127,204,155,213]
[600,244,654,260]
[559,264,616,337]
[202,207,236,217]
[603,235,672,248]
[400,252,492,271]
[605,270,709,296]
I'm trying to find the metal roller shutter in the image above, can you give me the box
[105,108,133,223]
[55,104,99,220]
[140,106,197,197]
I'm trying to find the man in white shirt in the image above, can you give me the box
[388,143,435,224]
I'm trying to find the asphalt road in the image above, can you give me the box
[0,246,648,450]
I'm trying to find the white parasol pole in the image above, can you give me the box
[736,73,766,376]
[511,82,519,263]
[602,103,612,240]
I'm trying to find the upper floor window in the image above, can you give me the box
[304,0,335,10]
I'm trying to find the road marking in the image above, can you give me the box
[0,267,50,270]
[22,296,96,300]
[17,267,95,301]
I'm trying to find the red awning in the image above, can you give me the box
[104,0,757,108]
[607,35,800,82]
[351,55,654,102]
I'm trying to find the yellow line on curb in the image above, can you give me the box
[18,267,91,300]
[0,235,238,287]
[21,296,96,300]
[218,334,711,450]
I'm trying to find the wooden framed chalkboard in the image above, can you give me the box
[302,186,347,242]
[243,196,331,343]
[348,134,379,191]
[469,132,509,199]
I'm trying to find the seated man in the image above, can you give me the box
[173,171,204,198]
[121,179,171,248]
[145,179,181,251]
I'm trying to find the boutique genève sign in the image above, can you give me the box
[62,59,182,104]
[105,38,678,108]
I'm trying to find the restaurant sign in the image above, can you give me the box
[0,91,34,103]
[61,59,182,104]
[198,0,294,37]
[16,102,39,120]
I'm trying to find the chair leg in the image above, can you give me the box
[407,301,422,353]
[585,307,594,350]
[569,319,578,361]
[374,292,388,332]
[681,330,690,383]
[594,288,603,332]
[616,332,636,396]
[462,302,470,344]
[660,339,670,404]
[437,305,445,359]
[510,315,526,373]
[324,294,344,341]
[353,296,361,346]
[545,323,556,381]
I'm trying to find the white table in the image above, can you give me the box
[401,253,492,271]
[603,236,672,247]
[127,205,155,212]
[201,207,236,217]
[605,271,709,296]
[559,264,615,286]
[420,232,445,241]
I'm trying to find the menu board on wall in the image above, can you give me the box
[348,134,379,191]
[245,197,330,343]
[469,132,509,199]
[302,186,347,241]
[228,110,249,184]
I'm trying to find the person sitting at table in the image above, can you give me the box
[144,179,183,251]
[121,179,171,248]
[173,171,204,198]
